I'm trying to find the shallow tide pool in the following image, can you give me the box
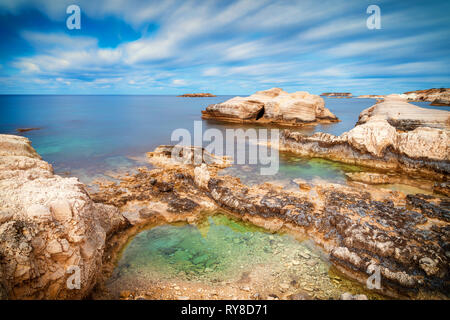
[106,213,383,300]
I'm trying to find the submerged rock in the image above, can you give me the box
[0,134,127,299]
[201,88,338,126]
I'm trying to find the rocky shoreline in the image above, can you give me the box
[89,144,449,299]
[403,88,450,106]
[0,95,448,300]
[279,97,449,181]
[202,88,338,126]
[0,135,127,299]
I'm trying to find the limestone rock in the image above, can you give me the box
[93,144,450,298]
[280,98,450,178]
[202,88,338,125]
[0,134,127,299]
[403,88,450,106]
[340,292,368,300]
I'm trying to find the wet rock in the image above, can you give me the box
[167,196,199,213]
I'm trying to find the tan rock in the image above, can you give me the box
[403,88,450,106]
[0,134,127,299]
[26,204,52,220]
[280,98,450,178]
[50,199,73,222]
[202,88,338,125]
[47,240,63,255]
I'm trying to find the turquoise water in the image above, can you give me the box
[220,154,362,186]
[107,213,383,299]
[0,95,445,184]
[112,214,291,281]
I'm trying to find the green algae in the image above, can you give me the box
[108,213,386,299]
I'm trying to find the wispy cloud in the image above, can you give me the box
[0,0,449,94]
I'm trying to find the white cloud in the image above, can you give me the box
[172,79,187,86]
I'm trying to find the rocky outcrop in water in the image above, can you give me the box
[357,95,385,99]
[280,98,450,179]
[201,88,338,126]
[403,88,450,106]
[178,93,216,97]
[320,93,352,98]
[92,145,450,299]
[0,134,127,299]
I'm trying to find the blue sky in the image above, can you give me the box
[0,0,449,95]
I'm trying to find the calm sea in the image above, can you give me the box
[0,95,446,185]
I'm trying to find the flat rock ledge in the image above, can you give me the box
[202,88,338,126]
[280,98,450,180]
[0,135,127,299]
[92,145,450,299]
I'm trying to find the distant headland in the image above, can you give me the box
[177,93,216,97]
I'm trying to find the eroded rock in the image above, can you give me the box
[92,145,450,299]
[280,98,450,179]
[0,134,127,299]
[201,88,338,126]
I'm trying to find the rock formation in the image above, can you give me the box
[201,88,338,126]
[320,92,352,98]
[0,134,127,299]
[357,95,385,99]
[403,88,450,106]
[280,98,450,179]
[92,144,450,299]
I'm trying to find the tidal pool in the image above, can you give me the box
[106,213,383,300]
[219,154,363,188]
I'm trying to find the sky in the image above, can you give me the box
[0,0,449,95]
